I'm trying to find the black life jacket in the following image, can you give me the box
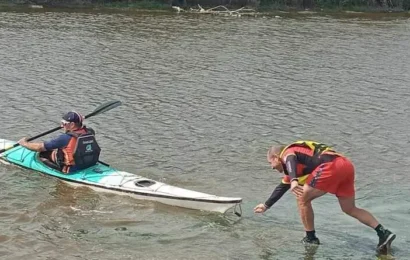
[66,127,101,171]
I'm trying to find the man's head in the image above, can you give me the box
[267,145,285,173]
[61,111,83,131]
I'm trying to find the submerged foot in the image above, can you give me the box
[302,236,320,245]
[377,229,396,253]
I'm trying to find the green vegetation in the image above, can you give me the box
[98,0,170,9]
[97,0,410,11]
[258,0,410,10]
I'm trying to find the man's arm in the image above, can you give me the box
[254,182,291,213]
[18,134,70,152]
[43,134,71,151]
[284,154,298,181]
[283,153,304,197]
[18,138,45,152]
[264,182,291,208]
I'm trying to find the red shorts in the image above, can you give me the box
[306,156,355,197]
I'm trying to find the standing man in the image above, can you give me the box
[254,141,395,251]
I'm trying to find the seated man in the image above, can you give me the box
[18,111,101,173]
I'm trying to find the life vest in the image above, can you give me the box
[279,141,341,185]
[279,140,339,158]
[51,127,101,173]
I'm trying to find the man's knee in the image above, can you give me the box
[341,205,355,215]
[300,193,314,206]
[297,196,307,206]
[301,184,326,203]
[339,198,357,215]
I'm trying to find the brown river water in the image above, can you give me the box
[0,8,409,260]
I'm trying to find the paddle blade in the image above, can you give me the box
[84,100,122,119]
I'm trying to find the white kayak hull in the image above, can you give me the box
[0,139,242,214]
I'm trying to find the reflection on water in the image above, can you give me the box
[303,245,319,260]
[46,181,101,209]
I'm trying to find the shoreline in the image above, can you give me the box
[0,2,409,17]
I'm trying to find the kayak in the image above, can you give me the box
[0,139,242,215]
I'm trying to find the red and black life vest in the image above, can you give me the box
[51,127,100,173]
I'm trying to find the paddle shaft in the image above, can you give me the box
[98,160,109,166]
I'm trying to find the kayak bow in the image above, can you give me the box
[0,139,242,215]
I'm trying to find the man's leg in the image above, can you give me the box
[39,151,61,170]
[298,184,327,244]
[338,196,379,228]
[338,196,396,250]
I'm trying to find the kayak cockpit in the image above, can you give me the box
[134,179,156,187]
[37,151,61,171]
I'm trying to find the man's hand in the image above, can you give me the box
[18,137,28,147]
[290,180,303,197]
[254,203,268,213]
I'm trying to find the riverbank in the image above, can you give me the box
[0,0,409,13]
[0,5,409,19]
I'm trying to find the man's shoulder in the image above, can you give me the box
[283,145,310,155]
[54,133,72,140]
[281,146,298,157]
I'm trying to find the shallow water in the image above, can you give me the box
[0,8,409,260]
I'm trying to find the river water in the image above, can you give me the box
[0,7,409,260]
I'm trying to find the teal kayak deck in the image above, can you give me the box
[0,139,243,214]
[2,145,115,183]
